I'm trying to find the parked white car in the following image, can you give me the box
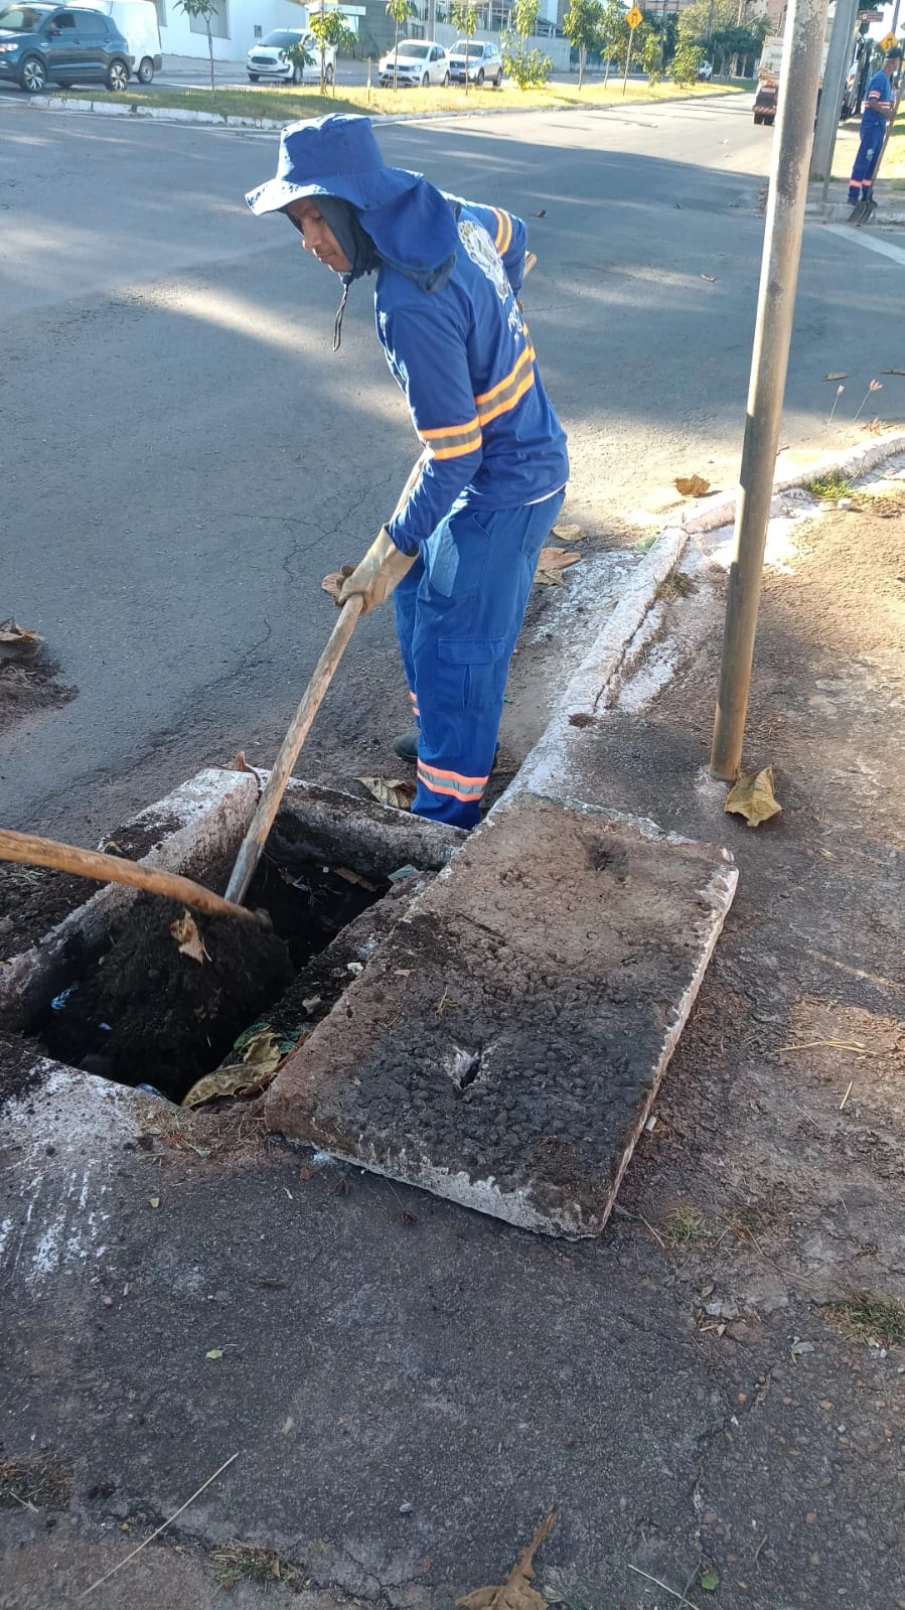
[247,28,335,86]
[448,38,503,85]
[379,39,449,88]
[82,0,161,82]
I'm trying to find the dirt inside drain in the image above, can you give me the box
[31,851,387,1104]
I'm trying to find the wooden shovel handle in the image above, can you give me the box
[225,594,365,906]
[225,449,429,908]
[0,828,268,927]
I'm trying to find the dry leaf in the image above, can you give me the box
[0,618,42,658]
[724,765,782,828]
[674,474,712,497]
[182,1028,284,1108]
[170,910,208,965]
[882,367,905,375]
[825,372,847,381]
[700,273,717,282]
[551,522,582,542]
[321,565,354,603]
[534,547,582,586]
[529,209,546,218]
[357,777,416,811]
[457,1509,558,1610]
[335,866,378,891]
[149,1196,160,1209]
[205,1348,224,1360]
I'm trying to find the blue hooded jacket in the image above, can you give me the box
[375,194,569,552]
[247,116,569,552]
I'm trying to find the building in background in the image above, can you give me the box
[155,0,568,62]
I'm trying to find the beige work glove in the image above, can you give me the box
[336,526,417,615]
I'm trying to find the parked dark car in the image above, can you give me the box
[0,2,132,92]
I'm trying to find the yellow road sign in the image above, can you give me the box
[880,31,899,51]
[626,5,643,28]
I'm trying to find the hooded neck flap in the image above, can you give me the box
[292,180,459,353]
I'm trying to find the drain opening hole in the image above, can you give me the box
[449,1047,485,1092]
[31,848,392,1105]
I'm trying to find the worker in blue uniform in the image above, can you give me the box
[247,115,569,830]
[849,45,901,206]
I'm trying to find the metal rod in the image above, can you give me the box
[621,25,634,96]
[811,0,860,200]
[709,0,826,781]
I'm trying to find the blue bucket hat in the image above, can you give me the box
[246,114,458,278]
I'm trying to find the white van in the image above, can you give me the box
[82,0,162,82]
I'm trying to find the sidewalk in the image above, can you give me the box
[1,465,904,1608]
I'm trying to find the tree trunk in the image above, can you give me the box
[578,44,584,88]
[393,17,399,89]
[465,39,470,94]
[604,50,611,84]
[206,18,213,90]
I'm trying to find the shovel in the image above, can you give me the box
[224,458,424,907]
[0,827,269,927]
[224,252,541,908]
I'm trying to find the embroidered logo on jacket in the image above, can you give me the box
[458,219,509,302]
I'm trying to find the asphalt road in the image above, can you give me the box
[3,93,903,841]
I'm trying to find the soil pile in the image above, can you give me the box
[41,896,294,1101]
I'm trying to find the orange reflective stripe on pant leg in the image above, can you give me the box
[416,761,488,801]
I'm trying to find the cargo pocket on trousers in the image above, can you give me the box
[438,636,507,713]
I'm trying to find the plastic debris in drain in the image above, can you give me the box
[388,864,419,884]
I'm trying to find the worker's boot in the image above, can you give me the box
[393,730,419,763]
[393,731,500,768]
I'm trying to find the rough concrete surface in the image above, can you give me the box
[268,794,735,1234]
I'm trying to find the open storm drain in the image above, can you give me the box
[0,775,464,1112]
[33,851,388,1104]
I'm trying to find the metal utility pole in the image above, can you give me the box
[710,0,827,780]
[810,0,860,195]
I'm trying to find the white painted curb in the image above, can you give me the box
[513,428,905,804]
[25,84,741,132]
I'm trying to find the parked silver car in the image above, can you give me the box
[448,38,503,85]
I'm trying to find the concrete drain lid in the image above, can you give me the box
[266,794,737,1238]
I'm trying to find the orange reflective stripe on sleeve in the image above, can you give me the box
[417,761,489,802]
[419,416,483,461]
[474,345,537,426]
[492,207,513,255]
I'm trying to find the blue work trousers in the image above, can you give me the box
[393,489,565,830]
[850,123,884,201]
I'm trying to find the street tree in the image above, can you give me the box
[385,0,416,90]
[563,0,603,90]
[284,33,315,86]
[451,0,480,94]
[502,0,553,89]
[598,0,628,84]
[175,0,219,90]
[306,4,355,93]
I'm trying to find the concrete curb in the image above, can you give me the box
[676,429,905,537]
[807,200,905,225]
[25,85,741,132]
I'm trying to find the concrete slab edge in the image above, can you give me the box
[600,853,738,1226]
[515,527,686,800]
